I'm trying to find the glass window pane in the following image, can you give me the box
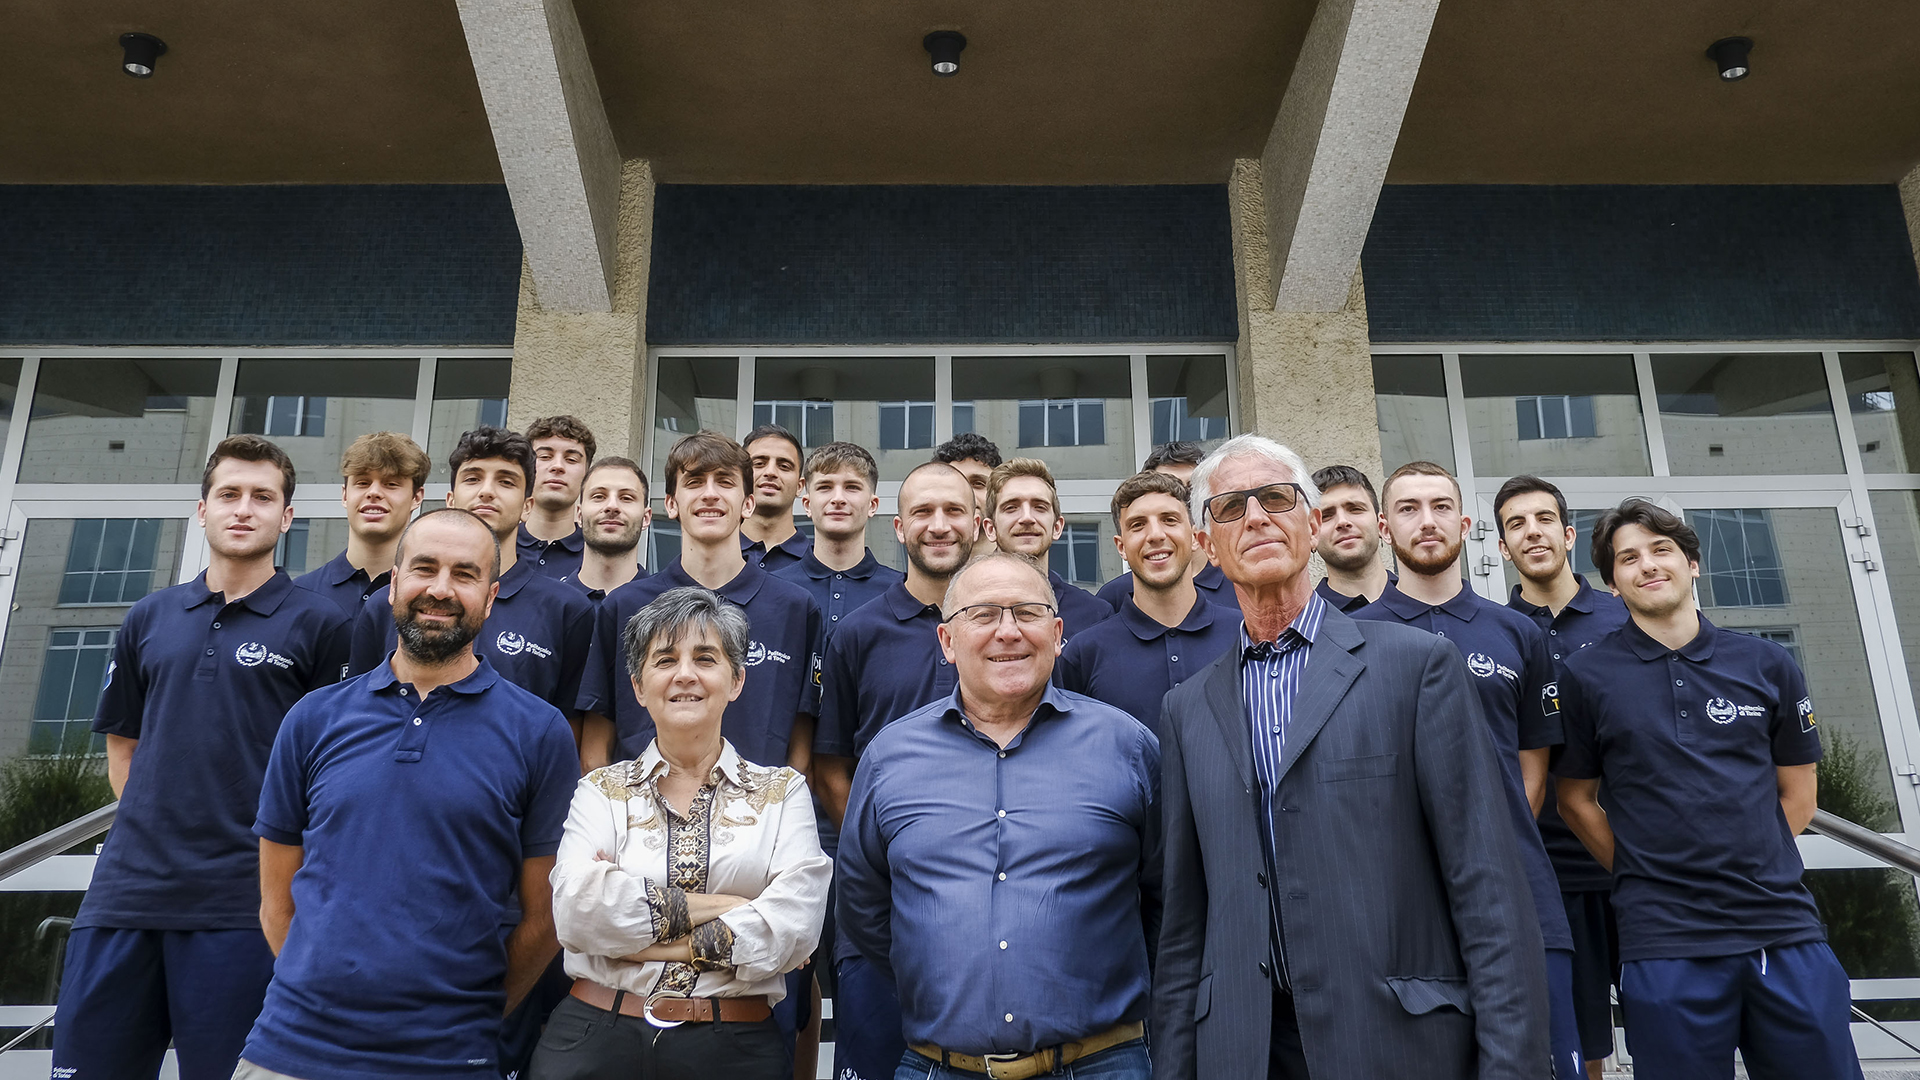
[1147,355,1233,455]
[952,402,976,435]
[954,357,1131,481]
[1686,506,1898,828]
[1841,351,1920,474]
[429,359,513,484]
[231,359,417,489]
[1371,355,1454,474]
[59,518,169,607]
[1871,490,1920,752]
[1653,353,1844,475]
[1461,354,1647,478]
[907,402,934,450]
[1806,869,1920,981]
[878,404,906,450]
[751,358,933,481]
[22,358,222,484]
[0,358,24,462]
[651,357,738,490]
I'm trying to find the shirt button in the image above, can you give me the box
[1680,710,1689,718]
[1550,629,1557,635]
[997,751,1006,759]
[212,621,221,629]
[832,615,840,622]
[999,941,1008,950]
[205,649,215,656]
[834,593,841,599]
[400,688,408,696]
[1005,1014,1014,1023]
[1675,680,1684,686]
[539,559,546,564]
[835,574,843,579]
[1260,961,1271,977]
[996,809,1006,818]
[940,659,949,666]
[1170,655,1179,662]
[413,718,422,726]
[998,872,1007,881]
[1553,653,1562,660]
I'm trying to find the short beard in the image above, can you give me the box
[1392,533,1464,577]
[394,600,484,664]
[1319,535,1379,574]
[906,539,968,579]
[584,519,644,557]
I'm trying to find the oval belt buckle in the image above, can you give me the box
[643,990,688,1029]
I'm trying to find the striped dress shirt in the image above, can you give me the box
[1239,589,1328,989]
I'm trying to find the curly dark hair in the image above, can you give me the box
[450,426,536,492]
[934,432,1002,469]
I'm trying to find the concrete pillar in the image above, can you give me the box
[1230,158,1383,482]
[1902,164,1920,285]
[507,159,654,457]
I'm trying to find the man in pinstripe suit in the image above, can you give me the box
[1153,434,1549,1080]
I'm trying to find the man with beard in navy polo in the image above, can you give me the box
[1095,442,1241,616]
[346,427,595,724]
[1555,499,1863,1080]
[53,436,350,1080]
[983,458,1112,640]
[1058,470,1238,736]
[1311,464,1397,614]
[563,456,650,602]
[1354,460,1584,1080]
[1496,474,1631,1078]
[235,508,577,1080]
[773,441,903,634]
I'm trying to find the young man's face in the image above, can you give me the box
[1115,492,1196,591]
[449,457,531,542]
[530,437,590,515]
[1498,491,1575,585]
[666,466,753,546]
[987,475,1064,559]
[1314,483,1381,574]
[199,458,294,561]
[802,468,879,544]
[1382,474,1467,576]
[581,467,650,555]
[747,436,802,518]
[341,471,421,544]
[1609,522,1700,619]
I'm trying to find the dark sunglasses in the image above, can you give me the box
[1203,482,1306,524]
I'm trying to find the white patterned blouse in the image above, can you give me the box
[549,739,831,1003]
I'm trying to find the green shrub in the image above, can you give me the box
[0,752,113,1009]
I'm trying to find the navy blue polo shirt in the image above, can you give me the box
[559,563,650,604]
[294,550,392,623]
[814,581,958,764]
[346,558,594,717]
[1354,583,1572,951]
[576,558,822,766]
[1555,616,1826,962]
[1095,561,1241,615]
[1049,569,1114,642]
[246,658,576,1079]
[1312,569,1399,614]
[741,529,810,573]
[1509,577,1632,892]
[517,522,585,580]
[1055,596,1239,737]
[78,571,350,931]
[772,548,903,635]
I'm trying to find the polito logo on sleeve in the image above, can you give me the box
[235,642,294,670]
[745,641,792,667]
[1466,652,1519,682]
[1798,696,1817,733]
[1704,696,1767,725]
[494,631,553,659]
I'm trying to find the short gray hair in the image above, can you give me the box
[1188,434,1319,526]
[622,586,751,679]
[942,551,1053,617]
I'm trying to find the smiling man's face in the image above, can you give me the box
[1498,490,1573,585]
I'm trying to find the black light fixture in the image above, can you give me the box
[1707,36,1752,81]
[120,33,167,78]
[923,31,966,77]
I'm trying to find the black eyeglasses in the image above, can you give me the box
[943,602,1058,628]
[1203,482,1307,524]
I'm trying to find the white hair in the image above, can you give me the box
[1188,434,1320,525]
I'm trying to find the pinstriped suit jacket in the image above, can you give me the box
[1152,604,1549,1080]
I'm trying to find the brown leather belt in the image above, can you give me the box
[569,979,772,1025]
[909,1020,1145,1080]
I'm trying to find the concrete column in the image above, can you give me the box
[1230,158,1383,482]
[1902,164,1920,283]
[507,159,654,457]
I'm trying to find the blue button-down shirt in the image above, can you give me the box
[1095,562,1241,616]
[293,549,391,622]
[837,684,1160,1055]
[517,522,585,581]
[1056,596,1239,737]
[772,548,903,635]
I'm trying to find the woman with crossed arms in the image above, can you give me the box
[533,587,830,1079]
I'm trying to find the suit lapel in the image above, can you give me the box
[1202,654,1255,790]
[1273,610,1366,787]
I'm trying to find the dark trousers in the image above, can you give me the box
[1563,889,1620,1061]
[526,994,788,1080]
[52,926,276,1080]
[835,955,907,1080]
[1619,942,1864,1080]
[500,954,575,1078]
[1269,990,1310,1080]
[1546,948,1584,1078]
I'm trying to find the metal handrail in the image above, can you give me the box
[0,802,116,883]
[1807,808,1920,879]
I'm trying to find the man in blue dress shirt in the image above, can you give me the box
[347,427,594,723]
[563,455,650,601]
[1310,464,1396,614]
[812,460,979,1080]
[983,458,1112,640]
[741,423,812,572]
[518,415,595,580]
[1496,475,1631,1078]
[1058,470,1238,735]
[773,441,903,634]
[839,552,1160,1080]
[1354,460,1584,1080]
[295,431,428,623]
[1095,441,1240,615]
[54,436,351,1080]
[237,508,577,1080]
[1555,499,1863,1080]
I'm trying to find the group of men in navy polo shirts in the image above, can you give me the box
[52,398,1863,1080]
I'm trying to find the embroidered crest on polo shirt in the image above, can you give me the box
[1465,652,1519,682]
[745,641,791,667]
[235,642,294,670]
[1703,696,1763,724]
[1798,696,1817,733]
[494,631,553,659]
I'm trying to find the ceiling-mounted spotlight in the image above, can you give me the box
[1707,36,1752,81]
[120,33,167,78]
[924,31,966,77]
